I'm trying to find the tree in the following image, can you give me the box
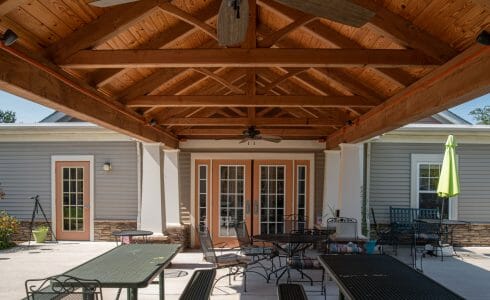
[470,106,490,125]
[0,110,16,123]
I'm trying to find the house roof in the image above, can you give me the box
[0,0,488,148]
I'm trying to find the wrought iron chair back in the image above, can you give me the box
[25,274,102,300]
[235,221,252,249]
[284,214,308,233]
[198,228,218,265]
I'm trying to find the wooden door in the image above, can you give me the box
[211,160,251,247]
[55,161,90,240]
[253,160,293,236]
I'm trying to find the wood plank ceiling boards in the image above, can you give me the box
[0,0,487,148]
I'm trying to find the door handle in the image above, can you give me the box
[254,202,259,214]
[246,200,251,214]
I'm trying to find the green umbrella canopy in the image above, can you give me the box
[437,135,460,198]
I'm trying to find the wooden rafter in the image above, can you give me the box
[258,68,307,94]
[126,95,373,108]
[89,0,220,87]
[175,128,329,137]
[47,0,164,62]
[258,14,316,48]
[0,46,178,147]
[162,117,343,127]
[192,68,244,94]
[257,0,417,87]
[61,49,439,68]
[158,2,217,40]
[326,45,490,149]
[351,0,458,63]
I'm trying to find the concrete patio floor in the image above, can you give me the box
[1,242,490,300]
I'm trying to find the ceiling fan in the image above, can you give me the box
[89,0,375,45]
[217,0,375,46]
[240,126,282,143]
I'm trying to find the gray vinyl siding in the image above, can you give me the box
[0,141,138,220]
[369,143,490,223]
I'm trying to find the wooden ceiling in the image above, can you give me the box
[0,0,489,149]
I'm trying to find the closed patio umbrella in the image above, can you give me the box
[437,135,460,219]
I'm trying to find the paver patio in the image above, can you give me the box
[1,242,490,299]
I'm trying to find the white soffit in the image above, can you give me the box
[179,139,326,150]
[374,124,490,144]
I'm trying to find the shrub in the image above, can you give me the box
[0,210,19,249]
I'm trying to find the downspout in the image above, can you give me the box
[136,142,142,229]
[364,142,372,238]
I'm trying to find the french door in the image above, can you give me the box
[55,161,90,240]
[201,159,304,247]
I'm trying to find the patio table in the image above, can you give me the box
[63,243,181,300]
[415,219,471,244]
[318,254,464,300]
[112,230,154,245]
[254,232,329,285]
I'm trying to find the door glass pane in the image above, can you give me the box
[219,165,245,236]
[62,167,84,232]
[260,165,286,234]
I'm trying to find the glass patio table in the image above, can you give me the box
[63,243,181,300]
[415,219,471,244]
[253,231,329,285]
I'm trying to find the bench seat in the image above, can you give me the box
[277,283,308,300]
[179,269,216,300]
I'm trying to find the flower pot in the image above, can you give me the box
[32,230,48,243]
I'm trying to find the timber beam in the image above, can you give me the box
[161,117,344,126]
[126,95,373,108]
[175,128,329,137]
[60,49,438,68]
[0,47,178,148]
[325,44,490,149]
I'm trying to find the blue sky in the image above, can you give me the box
[0,90,489,124]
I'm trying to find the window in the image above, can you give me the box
[411,154,457,219]
[198,164,208,232]
[219,165,245,236]
[260,165,285,234]
[296,165,307,231]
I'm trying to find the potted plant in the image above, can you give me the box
[32,225,49,243]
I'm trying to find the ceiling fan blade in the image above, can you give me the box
[275,0,375,28]
[89,0,141,7]
[259,135,282,143]
[217,0,249,46]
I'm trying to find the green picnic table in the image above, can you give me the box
[63,243,181,300]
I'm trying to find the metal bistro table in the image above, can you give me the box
[415,219,471,244]
[254,231,329,285]
[112,230,154,245]
[318,254,464,300]
[63,244,181,300]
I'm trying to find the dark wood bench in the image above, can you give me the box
[277,283,308,300]
[179,269,216,300]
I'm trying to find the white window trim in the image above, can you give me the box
[410,154,458,220]
[51,155,95,241]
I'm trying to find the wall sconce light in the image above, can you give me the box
[103,162,112,172]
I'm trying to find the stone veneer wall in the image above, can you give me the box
[13,220,191,248]
[370,223,490,246]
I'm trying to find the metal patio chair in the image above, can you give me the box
[198,228,268,292]
[25,274,102,300]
